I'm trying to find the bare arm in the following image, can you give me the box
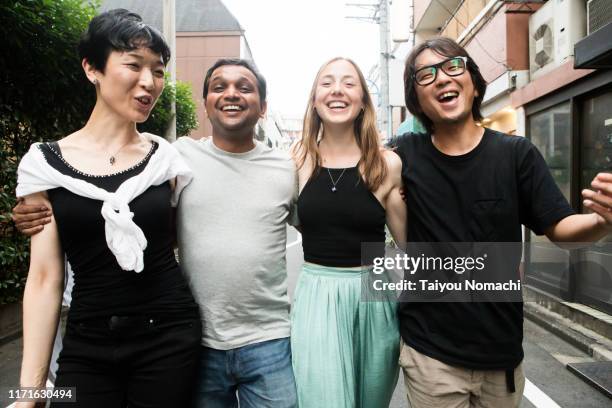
[384,151,407,246]
[289,140,307,233]
[545,173,612,242]
[545,213,609,243]
[19,192,64,390]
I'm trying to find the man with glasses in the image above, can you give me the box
[392,37,612,407]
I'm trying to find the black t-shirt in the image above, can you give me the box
[40,142,199,322]
[392,129,575,369]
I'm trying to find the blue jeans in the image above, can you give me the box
[194,337,297,408]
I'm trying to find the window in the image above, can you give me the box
[529,102,572,200]
[526,102,572,296]
[576,91,612,312]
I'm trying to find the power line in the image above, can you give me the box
[346,1,392,137]
[433,0,511,71]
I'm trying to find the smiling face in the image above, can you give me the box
[85,47,165,123]
[413,49,478,129]
[313,59,364,128]
[204,65,266,136]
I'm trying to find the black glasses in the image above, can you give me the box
[413,56,468,86]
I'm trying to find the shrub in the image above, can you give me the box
[0,0,99,305]
[138,75,199,137]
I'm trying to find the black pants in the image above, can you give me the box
[51,315,201,408]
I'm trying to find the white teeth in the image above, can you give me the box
[222,105,242,111]
[136,96,151,105]
[328,102,347,108]
[438,92,459,101]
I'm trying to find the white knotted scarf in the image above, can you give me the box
[16,133,192,272]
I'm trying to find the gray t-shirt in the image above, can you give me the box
[174,137,298,350]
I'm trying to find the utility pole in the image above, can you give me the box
[378,0,392,139]
[163,0,176,141]
[346,1,392,138]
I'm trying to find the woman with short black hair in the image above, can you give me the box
[16,9,200,407]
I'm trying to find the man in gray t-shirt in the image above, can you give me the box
[178,58,298,408]
[174,136,297,351]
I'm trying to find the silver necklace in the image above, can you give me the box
[106,137,140,166]
[327,168,347,192]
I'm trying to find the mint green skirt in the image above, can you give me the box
[290,263,399,408]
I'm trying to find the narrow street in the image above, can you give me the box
[3,0,612,406]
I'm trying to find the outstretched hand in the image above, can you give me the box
[10,197,51,236]
[582,173,612,230]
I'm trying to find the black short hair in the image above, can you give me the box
[78,8,170,72]
[403,37,487,134]
[202,58,267,105]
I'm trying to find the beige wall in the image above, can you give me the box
[511,59,594,108]
[441,0,487,40]
[429,1,539,84]
[176,32,242,138]
[464,7,507,84]
[484,107,517,135]
[413,0,431,29]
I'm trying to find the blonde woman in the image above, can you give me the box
[290,57,406,408]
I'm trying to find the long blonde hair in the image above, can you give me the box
[296,57,387,191]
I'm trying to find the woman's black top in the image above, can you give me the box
[39,142,198,322]
[298,166,386,267]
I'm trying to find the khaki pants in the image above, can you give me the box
[399,339,525,408]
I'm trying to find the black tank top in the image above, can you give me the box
[40,142,198,322]
[298,166,386,267]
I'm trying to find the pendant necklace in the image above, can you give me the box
[327,168,347,192]
[107,138,137,166]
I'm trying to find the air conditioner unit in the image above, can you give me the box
[529,0,586,79]
[587,0,612,35]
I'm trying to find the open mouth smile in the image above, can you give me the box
[221,104,245,112]
[437,91,459,103]
[326,101,349,111]
[135,95,153,109]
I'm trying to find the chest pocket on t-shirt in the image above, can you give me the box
[469,198,505,241]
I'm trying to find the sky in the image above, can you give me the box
[221,0,382,118]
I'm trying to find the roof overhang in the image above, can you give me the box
[415,0,462,33]
[574,22,612,69]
